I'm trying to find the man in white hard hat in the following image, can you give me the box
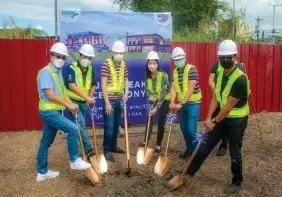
[101,40,129,161]
[64,44,97,159]
[36,42,91,182]
[208,40,245,157]
[169,47,202,159]
[184,39,250,194]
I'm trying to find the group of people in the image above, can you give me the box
[36,39,250,195]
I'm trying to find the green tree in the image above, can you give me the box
[113,0,228,31]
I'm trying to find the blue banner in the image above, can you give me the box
[59,10,172,125]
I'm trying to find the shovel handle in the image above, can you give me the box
[144,115,151,153]
[164,118,173,158]
[181,137,204,176]
[74,114,87,161]
[123,103,130,162]
[91,113,99,155]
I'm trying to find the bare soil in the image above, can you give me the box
[0,112,282,197]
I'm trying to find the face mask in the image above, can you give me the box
[113,54,124,61]
[220,57,234,69]
[53,59,65,68]
[80,58,91,67]
[174,59,185,68]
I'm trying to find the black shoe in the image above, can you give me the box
[216,147,227,157]
[179,151,191,160]
[224,184,243,194]
[155,146,162,153]
[104,152,115,162]
[112,147,125,154]
[86,149,96,159]
[138,142,145,147]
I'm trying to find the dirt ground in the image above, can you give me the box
[0,112,282,197]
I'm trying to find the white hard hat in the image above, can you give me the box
[217,40,238,56]
[79,44,95,57]
[147,51,159,60]
[112,40,125,53]
[171,47,186,60]
[50,42,68,56]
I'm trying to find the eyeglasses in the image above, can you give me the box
[52,53,67,60]
[81,55,93,60]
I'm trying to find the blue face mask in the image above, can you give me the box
[174,59,185,68]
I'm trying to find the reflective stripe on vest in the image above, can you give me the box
[146,71,170,100]
[215,68,251,118]
[173,64,202,102]
[106,58,125,93]
[38,66,65,111]
[66,62,92,101]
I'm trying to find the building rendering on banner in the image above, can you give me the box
[66,31,170,53]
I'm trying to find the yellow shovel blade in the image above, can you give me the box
[137,147,145,165]
[167,175,184,190]
[155,156,172,177]
[96,153,108,174]
[143,147,153,166]
[83,166,99,185]
[89,156,101,174]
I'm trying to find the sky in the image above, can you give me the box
[0,0,281,37]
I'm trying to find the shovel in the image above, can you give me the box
[123,102,131,174]
[89,107,108,174]
[137,114,153,165]
[74,115,99,185]
[167,132,206,190]
[154,117,173,176]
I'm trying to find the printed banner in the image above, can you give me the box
[59,10,172,125]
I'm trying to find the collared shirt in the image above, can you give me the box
[37,63,65,102]
[65,60,97,90]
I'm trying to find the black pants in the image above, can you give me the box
[143,100,170,146]
[187,116,248,185]
[213,107,228,149]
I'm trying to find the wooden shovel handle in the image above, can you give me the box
[164,119,172,158]
[144,115,151,153]
[123,103,130,161]
[181,137,204,176]
[91,113,99,155]
[75,115,87,161]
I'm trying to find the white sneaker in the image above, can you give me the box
[70,157,91,170]
[118,126,124,136]
[36,170,60,182]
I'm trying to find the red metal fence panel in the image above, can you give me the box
[0,39,281,131]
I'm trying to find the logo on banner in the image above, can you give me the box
[153,13,171,25]
[60,10,81,22]
[158,14,169,23]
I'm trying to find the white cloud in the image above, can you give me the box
[0,0,120,21]
[35,25,43,30]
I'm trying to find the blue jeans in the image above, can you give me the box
[103,99,122,153]
[177,103,200,153]
[65,100,93,155]
[37,110,79,174]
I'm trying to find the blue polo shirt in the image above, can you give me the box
[37,63,65,102]
[64,60,97,90]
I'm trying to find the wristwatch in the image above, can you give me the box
[212,117,218,124]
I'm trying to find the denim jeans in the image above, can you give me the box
[37,110,79,174]
[65,100,93,155]
[103,99,122,153]
[177,103,201,153]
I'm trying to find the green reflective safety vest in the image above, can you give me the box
[146,71,170,100]
[37,66,65,111]
[66,62,92,101]
[106,58,125,93]
[215,68,251,118]
[173,64,202,102]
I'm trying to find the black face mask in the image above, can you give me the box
[220,57,234,69]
